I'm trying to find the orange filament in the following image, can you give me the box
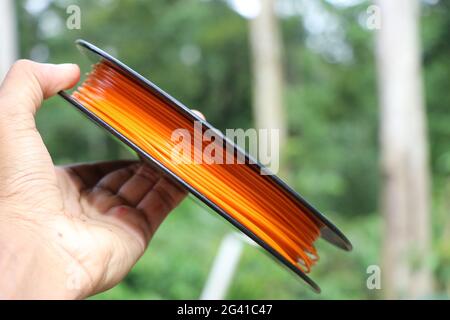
[72,61,322,273]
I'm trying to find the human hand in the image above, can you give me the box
[0,60,187,299]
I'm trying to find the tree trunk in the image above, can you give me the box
[0,0,18,81]
[375,0,432,299]
[249,0,286,173]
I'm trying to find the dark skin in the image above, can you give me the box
[0,60,192,299]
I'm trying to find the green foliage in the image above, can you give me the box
[14,0,450,299]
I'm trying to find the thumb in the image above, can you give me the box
[0,59,80,116]
[0,60,79,203]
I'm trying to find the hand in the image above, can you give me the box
[0,60,187,299]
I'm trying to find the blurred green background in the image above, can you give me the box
[8,0,450,299]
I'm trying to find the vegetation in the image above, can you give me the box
[11,0,450,299]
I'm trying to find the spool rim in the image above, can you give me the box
[59,39,353,293]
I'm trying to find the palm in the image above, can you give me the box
[52,160,186,294]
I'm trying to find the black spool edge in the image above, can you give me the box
[58,39,353,293]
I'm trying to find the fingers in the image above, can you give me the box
[64,160,138,190]
[117,165,160,205]
[137,177,187,234]
[192,109,205,120]
[89,162,187,236]
[0,60,80,116]
[96,166,136,195]
[89,163,160,210]
[82,163,186,243]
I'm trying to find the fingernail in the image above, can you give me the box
[57,63,78,70]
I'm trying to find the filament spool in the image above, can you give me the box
[59,40,352,292]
